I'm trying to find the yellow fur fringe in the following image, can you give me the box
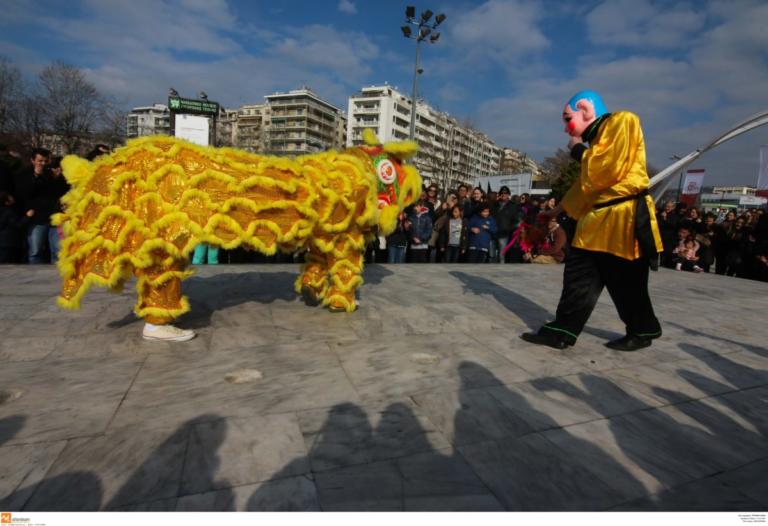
[57,135,420,317]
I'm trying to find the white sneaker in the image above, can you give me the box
[142,323,196,342]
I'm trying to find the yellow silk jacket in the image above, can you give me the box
[560,111,664,260]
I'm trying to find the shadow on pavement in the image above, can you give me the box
[2,415,228,511]
[5,350,766,511]
[666,321,768,357]
[0,415,25,446]
[107,267,394,330]
[449,270,623,341]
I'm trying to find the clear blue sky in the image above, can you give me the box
[2,0,767,186]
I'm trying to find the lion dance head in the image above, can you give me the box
[355,128,422,236]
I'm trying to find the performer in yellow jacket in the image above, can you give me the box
[522,90,664,352]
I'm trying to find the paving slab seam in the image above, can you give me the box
[409,377,766,451]
[607,468,768,511]
[0,432,108,448]
[464,330,588,378]
[464,319,763,380]
[612,381,767,411]
[567,350,761,379]
[444,448,511,511]
[175,421,196,501]
[454,430,758,512]
[451,433,603,512]
[548,385,766,429]
[17,438,74,511]
[103,355,150,432]
[158,472,319,511]
[325,341,376,406]
[716,454,768,476]
[391,460,407,511]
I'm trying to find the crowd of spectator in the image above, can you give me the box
[372,183,573,267]
[657,200,768,282]
[371,186,768,284]
[0,143,110,264]
[2,142,767,284]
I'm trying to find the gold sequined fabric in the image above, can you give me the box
[55,136,421,320]
[560,111,664,260]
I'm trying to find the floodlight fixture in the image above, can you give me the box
[401,4,447,141]
[199,91,208,100]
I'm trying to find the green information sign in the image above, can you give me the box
[168,96,220,115]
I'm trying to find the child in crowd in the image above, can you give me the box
[386,211,410,264]
[467,204,497,263]
[407,197,433,263]
[438,204,467,263]
[673,235,703,272]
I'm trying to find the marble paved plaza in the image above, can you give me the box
[1,263,767,511]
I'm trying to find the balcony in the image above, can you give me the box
[355,106,379,114]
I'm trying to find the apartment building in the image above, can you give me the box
[216,108,239,147]
[126,104,170,138]
[264,88,347,156]
[232,104,268,152]
[346,85,503,191]
[501,147,543,184]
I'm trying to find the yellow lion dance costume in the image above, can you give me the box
[55,129,421,333]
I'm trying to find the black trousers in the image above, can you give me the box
[541,247,661,344]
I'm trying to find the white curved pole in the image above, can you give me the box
[649,109,768,192]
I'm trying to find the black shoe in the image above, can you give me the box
[521,331,573,350]
[605,335,652,351]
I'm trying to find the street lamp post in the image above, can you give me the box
[401,6,446,141]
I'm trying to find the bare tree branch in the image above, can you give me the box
[0,56,24,135]
[39,61,103,153]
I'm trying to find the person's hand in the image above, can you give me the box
[440,247,445,252]
[26,209,34,217]
[567,135,583,149]
[413,237,421,244]
[537,204,561,224]
[461,249,466,254]
[471,227,480,234]
[482,224,489,230]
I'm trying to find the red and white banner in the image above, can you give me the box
[680,168,705,206]
[757,145,768,198]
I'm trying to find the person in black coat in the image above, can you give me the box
[492,185,518,263]
[0,191,31,263]
[13,148,56,263]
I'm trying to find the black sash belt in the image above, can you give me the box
[593,189,649,209]
[592,189,659,270]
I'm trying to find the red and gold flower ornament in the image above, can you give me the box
[360,144,407,209]
[358,128,422,236]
